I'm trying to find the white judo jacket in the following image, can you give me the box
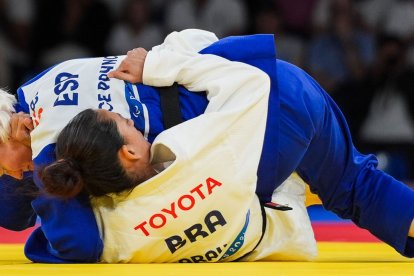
[92,30,317,263]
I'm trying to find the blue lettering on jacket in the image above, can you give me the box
[97,56,118,111]
[53,72,79,106]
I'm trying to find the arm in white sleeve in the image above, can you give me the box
[144,30,271,174]
[150,29,218,55]
[143,33,270,114]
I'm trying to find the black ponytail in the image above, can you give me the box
[39,158,84,199]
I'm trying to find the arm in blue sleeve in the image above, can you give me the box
[0,174,37,231]
[24,193,103,263]
[24,144,103,263]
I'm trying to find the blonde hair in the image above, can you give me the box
[0,88,17,143]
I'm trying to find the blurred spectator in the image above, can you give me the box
[0,36,12,90]
[6,0,34,52]
[356,0,395,32]
[359,35,414,151]
[0,0,35,92]
[339,35,414,180]
[164,0,247,38]
[32,0,113,69]
[106,0,163,55]
[274,0,318,37]
[383,0,414,39]
[100,0,129,19]
[311,0,332,34]
[382,0,414,69]
[0,0,12,89]
[253,4,306,67]
[307,0,375,93]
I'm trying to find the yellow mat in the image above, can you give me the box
[1,242,413,276]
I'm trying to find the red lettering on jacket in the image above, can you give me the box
[134,177,223,236]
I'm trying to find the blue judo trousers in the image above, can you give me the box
[1,34,414,263]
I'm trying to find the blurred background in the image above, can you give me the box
[1,0,414,183]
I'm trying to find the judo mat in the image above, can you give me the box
[2,206,414,276]
[1,242,413,276]
[0,211,414,276]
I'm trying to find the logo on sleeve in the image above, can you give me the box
[30,91,43,126]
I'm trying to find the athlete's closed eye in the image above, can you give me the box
[116,113,132,126]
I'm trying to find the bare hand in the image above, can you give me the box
[9,112,33,147]
[107,47,148,83]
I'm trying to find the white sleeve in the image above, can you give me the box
[149,29,218,55]
[143,30,270,114]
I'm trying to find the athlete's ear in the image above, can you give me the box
[118,145,139,162]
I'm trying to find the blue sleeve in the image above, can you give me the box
[25,193,103,263]
[24,144,103,263]
[0,174,37,231]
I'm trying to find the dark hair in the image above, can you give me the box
[39,109,137,199]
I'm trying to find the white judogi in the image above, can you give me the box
[92,30,317,263]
